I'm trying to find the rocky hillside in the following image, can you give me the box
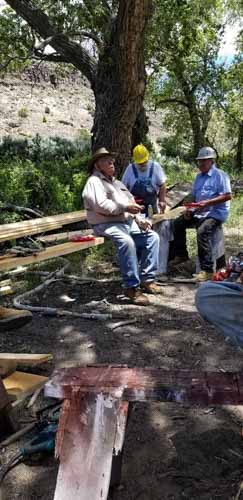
[0,70,163,148]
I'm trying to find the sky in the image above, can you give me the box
[218,21,242,61]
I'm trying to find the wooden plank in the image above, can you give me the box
[0,210,87,243]
[152,206,186,224]
[54,393,120,500]
[0,360,17,378]
[3,371,48,400]
[38,230,93,244]
[45,366,243,406]
[0,285,13,296]
[0,378,9,411]
[0,379,16,438]
[0,353,53,365]
[110,401,129,487]
[0,210,87,233]
[0,238,104,271]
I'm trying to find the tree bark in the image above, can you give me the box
[235,121,243,171]
[180,79,205,158]
[91,0,151,174]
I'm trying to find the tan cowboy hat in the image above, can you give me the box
[88,147,116,172]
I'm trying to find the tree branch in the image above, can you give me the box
[156,98,189,108]
[33,51,70,63]
[67,30,102,50]
[4,0,97,85]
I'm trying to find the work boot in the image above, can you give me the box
[156,273,168,282]
[169,256,189,267]
[0,306,32,331]
[141,282,163,294]
[194,271,214,282]
[124,288,149,306]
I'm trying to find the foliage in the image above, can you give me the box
[0,135,91,221]
[146,0,226,156]
[0,7,33,73]
[18,106,28,118]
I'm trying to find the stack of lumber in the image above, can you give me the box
[0,210,87,244]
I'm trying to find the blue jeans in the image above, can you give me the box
[93,220,159,288]
[195,281,243,348]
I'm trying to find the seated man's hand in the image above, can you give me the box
[127,203,143,214]
[158,201,166,213]
[197,200,210,209]
[239,272,243,284]
[137,219,152,232]
[184,209,193,220]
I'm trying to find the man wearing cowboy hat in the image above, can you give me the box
[82,148,162,305]
[170,146,231,281]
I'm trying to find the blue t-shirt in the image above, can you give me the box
[192,164,231,222]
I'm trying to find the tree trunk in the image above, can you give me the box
[178,71,206,159]
[235,121,243,171]
[186,98,205,158]
[92,0,151,175]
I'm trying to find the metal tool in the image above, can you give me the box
[0,421,58,483]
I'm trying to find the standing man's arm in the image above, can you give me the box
[155,162,167,213]
[158,183,166,213]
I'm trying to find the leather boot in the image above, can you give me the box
[0,306,32,331]
[141,282,164,294]
[124,288,149,306]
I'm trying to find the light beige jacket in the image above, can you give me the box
[82,169,134,225]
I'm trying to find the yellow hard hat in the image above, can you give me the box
[133,144,149,164]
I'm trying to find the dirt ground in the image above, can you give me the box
[1,262,243,500]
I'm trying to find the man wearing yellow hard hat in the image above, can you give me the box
[122,144,168,277]
[122,144,167,216]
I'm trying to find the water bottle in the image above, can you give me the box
[147,205,153,219]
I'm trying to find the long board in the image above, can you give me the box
[0,210,87,243]
[152,206,186,224]
[45,366,243,406]
[0,238,104,271]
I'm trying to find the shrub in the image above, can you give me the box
[0,135,91,222]
[18,107,29,118]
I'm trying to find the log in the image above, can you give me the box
[45,366,243,406]
[0,238,104,271]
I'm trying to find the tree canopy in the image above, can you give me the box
[0,0,242,169]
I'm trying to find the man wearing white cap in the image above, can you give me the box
[170,147,232,281]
